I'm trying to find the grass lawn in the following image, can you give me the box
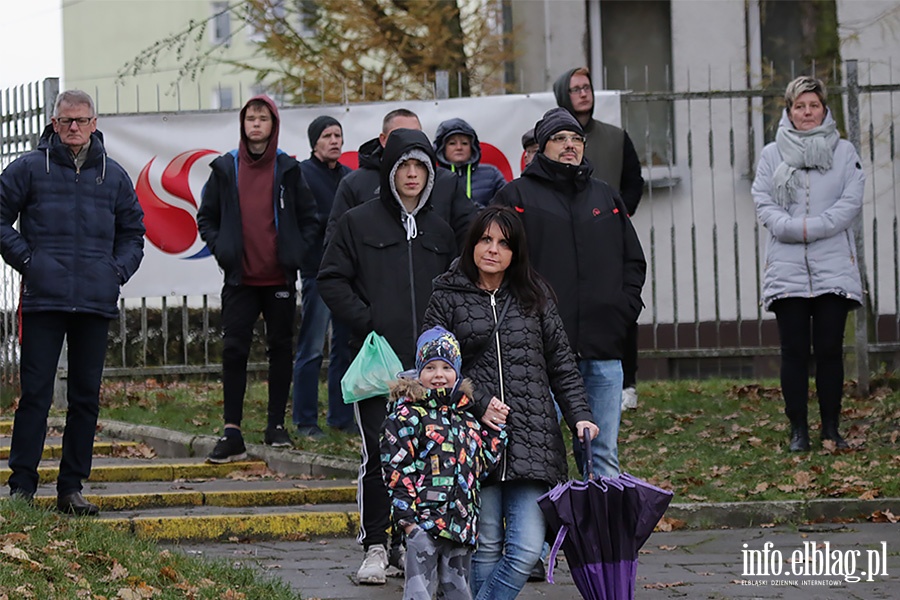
[93,375,900,503]
[0,499,301,599]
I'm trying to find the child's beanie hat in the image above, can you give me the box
[415,326,462,379]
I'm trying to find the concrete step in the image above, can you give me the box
[0,459,270,485]
[27,478,356,512]
[2,418,364,542]
[102,503,360,542]
[0,441,141,460]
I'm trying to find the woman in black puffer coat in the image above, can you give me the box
[422,206,597,600]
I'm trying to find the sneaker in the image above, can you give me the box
[264,424,293,447]
[357,545,388,585]
[621,386,638,411]
[207,434,248,464]
[295,425,326,439]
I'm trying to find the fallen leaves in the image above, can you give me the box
[655,516,687,532]
[643,581,687,589]
[868,509,898,523]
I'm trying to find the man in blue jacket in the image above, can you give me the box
[292,116,354,439]
[0,90,145,516]
[197,95,319,463]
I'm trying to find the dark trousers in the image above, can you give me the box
[9,312,109,495]
[622,321,638,389]
[353,394,391,549]
[221,283,295,428]
[771,294,851,426]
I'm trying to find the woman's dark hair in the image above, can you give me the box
[458,205,553,313]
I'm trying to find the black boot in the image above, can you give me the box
[788,424,810,452]
[821,419,850,449]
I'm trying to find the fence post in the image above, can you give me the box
[846,60,870,395]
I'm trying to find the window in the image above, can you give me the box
[213,86,234,110]
[211,1,231,46]
[249,0,317,42]
[598,0,673,165]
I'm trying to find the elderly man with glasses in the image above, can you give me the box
[0,89,145,516]
[492,107,645,481]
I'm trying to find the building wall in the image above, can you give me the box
[508,0,588,93]
[62,0,270,113]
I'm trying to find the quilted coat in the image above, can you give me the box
[422,262,593,486]
[0,126,145,318]
[751,111,865,310]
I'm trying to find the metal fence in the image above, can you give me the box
[2,61,900,396]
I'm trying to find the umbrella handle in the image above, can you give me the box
[581,428,595,481]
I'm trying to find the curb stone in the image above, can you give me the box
[70,418,359,477]
[59,418,899,531]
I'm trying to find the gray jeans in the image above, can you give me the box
[404,526,473,600]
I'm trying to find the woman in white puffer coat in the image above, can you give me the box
[752,75,865,453]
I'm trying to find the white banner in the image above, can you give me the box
[101,91,621,298]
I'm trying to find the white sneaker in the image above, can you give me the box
[621,386,638,410]
[357,545,388,585]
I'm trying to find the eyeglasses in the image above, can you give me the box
[568,85,592,95]
[56,117,94,127]
[548,133,586,146]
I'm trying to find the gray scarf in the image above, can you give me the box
[772,109,840,207]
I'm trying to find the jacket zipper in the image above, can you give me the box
[803,171,813,295]
[408,238,417,343]
[489,290,509,481]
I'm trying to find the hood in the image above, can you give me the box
[552,67,593,121]
[239,94,280,164]
[37,123,108,179]
[433,117,482,167]
[390,377,475,411]
[357,137,383,171]
[380,128,438,232]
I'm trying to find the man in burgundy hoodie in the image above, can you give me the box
[198,95,319,462]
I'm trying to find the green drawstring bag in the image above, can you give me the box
[341,331,404,403]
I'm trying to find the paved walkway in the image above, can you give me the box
[172,521,899,599]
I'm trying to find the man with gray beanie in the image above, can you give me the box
[292,116,355,440]
[492,107,646,480]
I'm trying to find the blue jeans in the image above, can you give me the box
[292,277,353,430]
[471,480,548,600]
[574,359,623,478]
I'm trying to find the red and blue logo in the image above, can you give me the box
[136,150,217,259]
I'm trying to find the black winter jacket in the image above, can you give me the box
[317,129,457,368]
[422,262,593,486]
[325,137,476,250]
[492,154,646,361]
[0,126,145,319]
[299,154,351,278]
[197,151,319,287]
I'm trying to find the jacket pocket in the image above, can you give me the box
[22,248,68,301]
[83,257,122,306]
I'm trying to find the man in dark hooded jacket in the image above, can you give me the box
[318,128,457,585]
[325,108,475,250]
[197,95,318,463]
[1,89,145,516]
[433,117,507,207]
[492,107,646,479]
[554,66,645,411]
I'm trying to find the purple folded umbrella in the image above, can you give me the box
[536,434,674,600]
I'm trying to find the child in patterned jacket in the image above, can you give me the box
[381,326,506,600]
